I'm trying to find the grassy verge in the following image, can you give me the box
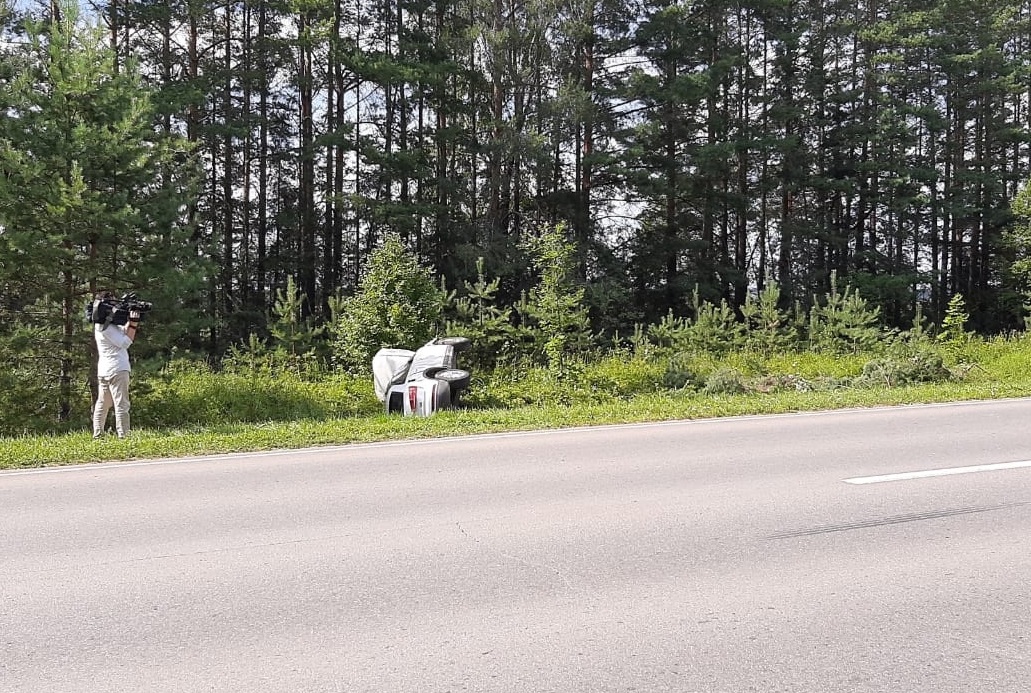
[3,376,1028,470]
[4,335,1029,470]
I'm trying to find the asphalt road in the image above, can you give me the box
[2,399,1030,693]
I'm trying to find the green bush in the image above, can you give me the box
[808,272,883,354]
[444,257,521,372]
[661,354,697,390]
[687,293,744,355]
[740,282,800,354]
[329,234,444,374]
[466,352,666,409]
[518,223,593,372]
[702,368,747,396]
[222,337,328,380]
[646,290,743,357]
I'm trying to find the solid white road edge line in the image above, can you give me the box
[844,460,1031,485]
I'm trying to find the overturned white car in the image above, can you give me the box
[372,337,472,416]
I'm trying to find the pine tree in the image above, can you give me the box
[444,256,517,370]
[0,1,201,426]
[808,271,883,354]
[269,275,325,372]
[328,233,444,373]
[518,222,592,373]
[740,281,796,354]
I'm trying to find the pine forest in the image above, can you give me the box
[4,0,1031,433]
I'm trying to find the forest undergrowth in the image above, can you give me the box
[2,331,1028,470]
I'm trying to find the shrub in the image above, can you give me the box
[661,354,697,390]
[937,293,971,344]
[854,351,951,388]
[645,290,743,357]
[329,234,444,374]
[740,282,799,354]
[518,223,593,373]
[267,276,325,370]
[687,296,744,355]
[222,336,326,380]
[702,368,747,396]
[444,257,520,372]
[466,363,563,408]
[808,271,883,354]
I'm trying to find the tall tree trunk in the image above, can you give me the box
[222,6,235,318]
[298,8,317,310]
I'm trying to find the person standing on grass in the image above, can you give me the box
[92,291,141,439]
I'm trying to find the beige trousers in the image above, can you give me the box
[93,370,131,438]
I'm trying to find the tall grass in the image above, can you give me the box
[3,333,1031,469]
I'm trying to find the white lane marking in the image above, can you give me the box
[845,460,1031,484]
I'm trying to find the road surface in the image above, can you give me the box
[2,399,1030,692]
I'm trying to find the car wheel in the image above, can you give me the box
[438,336,471,352]
[434,368,470,390]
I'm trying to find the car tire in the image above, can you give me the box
[438,336,471,352]
[434,368,470,390]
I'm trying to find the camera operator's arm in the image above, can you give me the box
[126,311,141,341]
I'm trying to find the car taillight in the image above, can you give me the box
[408,385,418,412]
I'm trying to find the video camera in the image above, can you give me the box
[87,292,154,326]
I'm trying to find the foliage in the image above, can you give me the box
[649,290,775,357]
[740,283,798,355]
[1002,184,1031,326]
[1,0,1028,397]
[0,2,201,425]
[661,354,697,390]
[938,293,972,344]
[468,350,669,409]
[9,330,1031,466]
[808,272,883,354]
[701,368,748,396]
[444,257,520,372]
[518,223,593,375]
[687,289,745,356]
[268,276,325,372]
[854,351,952,388]
[580,350,668,399]
[0,323,80,436]
[328,234,445,374]
[2,0,1031,439]
[934,293,982,364]
[221,334,326,381]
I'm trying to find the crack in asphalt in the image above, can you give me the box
[455,521,579,592]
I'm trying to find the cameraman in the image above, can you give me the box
[91,291,141,439]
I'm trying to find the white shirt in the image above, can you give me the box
[95,323,133,378]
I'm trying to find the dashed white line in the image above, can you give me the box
[845,460,1031,484]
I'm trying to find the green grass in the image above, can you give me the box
[3,335,1030,470]
[3,378,1029,470]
